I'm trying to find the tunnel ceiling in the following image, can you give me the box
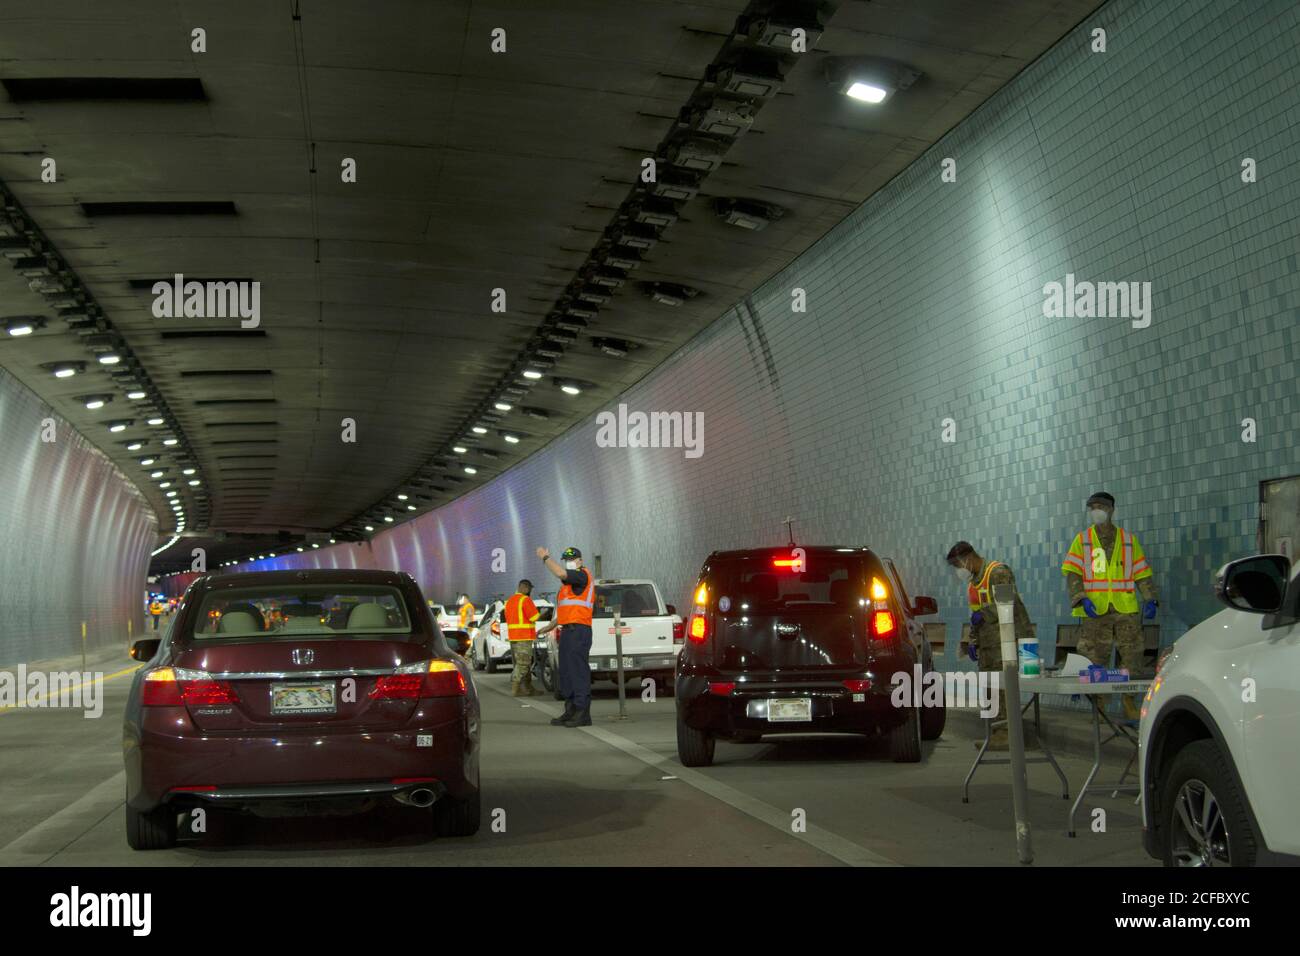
[0,0,1100,573]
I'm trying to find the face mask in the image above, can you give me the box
[1089,508,1109,525]
[954,566,972,584]
[564,561,579,571]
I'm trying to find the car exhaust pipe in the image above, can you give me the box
[396,787,436,808]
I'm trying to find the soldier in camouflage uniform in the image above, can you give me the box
[946,541,1036,751]
[1061,492,1158,719]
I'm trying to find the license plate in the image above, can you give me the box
[767,698,812,722]
[270,682,336,715]
[588,661,598,671]
[607,657,635,669]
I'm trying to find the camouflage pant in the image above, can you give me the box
[1077,611,1144,672]
[510,641,534,685]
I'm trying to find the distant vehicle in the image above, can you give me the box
[122,569,481,850]
[674,547,944,766]
[471,599,554,674]
[539,579,683,696]
[1141,553,1300,866]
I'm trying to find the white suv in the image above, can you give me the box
[1140,553,1300,866]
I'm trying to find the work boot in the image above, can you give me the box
[1121,694,1141,721]
[510,680,523,697]
[550,703,575,726]
[563,706,592,728]
[976,726,1010,751]
[522,679,540,696]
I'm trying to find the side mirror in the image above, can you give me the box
[444,630,471,655]
[912,595,938,616]
[1216,554,1290,614]
[130,639,161,662]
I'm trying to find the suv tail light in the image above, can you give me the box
[867,576,896,638]
[371,660,467,699]
[688,612,708,643]
[672,620,685,644]
[142,667,239,706]
[869,609,896,637]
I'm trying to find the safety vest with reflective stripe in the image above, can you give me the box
[556,572,594,626]
[458,602,476,629]
[149,602,163,616]
[1061,526,1151,616]
[503,593,539,641]
[966,561,1004,611]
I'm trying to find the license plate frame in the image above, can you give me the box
[270,681,337,716]
[767,698,812,722]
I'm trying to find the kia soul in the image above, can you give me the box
[674,546,945,765]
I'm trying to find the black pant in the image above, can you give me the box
[557,624,593,709]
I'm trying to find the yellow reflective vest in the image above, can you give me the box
[1061,526,1151,616]
[458,602,476,629]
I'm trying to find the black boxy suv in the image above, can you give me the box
[675,546,945,765]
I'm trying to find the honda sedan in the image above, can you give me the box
[122,569,481,849]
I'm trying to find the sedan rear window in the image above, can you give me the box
[191,585,411,639]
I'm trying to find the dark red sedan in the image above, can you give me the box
[122,569,480,849]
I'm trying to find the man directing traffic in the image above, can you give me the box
[535,545,594,727]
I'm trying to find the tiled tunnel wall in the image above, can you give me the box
[226,0,1299,652]
[0,366,157,668]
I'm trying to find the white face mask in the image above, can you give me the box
[1089,508,1110,525]
[954,566,972,584]
[564,561,579,571]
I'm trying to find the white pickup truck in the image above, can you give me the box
[541,578,684,697]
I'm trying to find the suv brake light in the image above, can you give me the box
[142,666,239,706]
[371,660,466,699]
[869,609,896,637]
[688,613,707,643]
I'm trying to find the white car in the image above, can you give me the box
[1140,553,1299,866]
[471,598,554,674]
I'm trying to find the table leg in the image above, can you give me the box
[962,717,992,803]
[1067,697,1104,837]
[1031,693,1070,799]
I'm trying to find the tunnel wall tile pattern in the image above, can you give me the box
[0,366,157,668]
[244,0,1299,652]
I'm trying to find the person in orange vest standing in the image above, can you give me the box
[503,579,541,697]
[946,541,1035,751]
[149,598,164,631]
[456,593,476,631]
[535,545,594,727]
[1061,491,1159,718]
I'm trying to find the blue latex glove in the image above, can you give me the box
[967,642,978,662]
[1081,598,1099,618]
[1143,600,1158,620]
[970,610,985,627]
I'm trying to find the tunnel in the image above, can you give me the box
[1,0,1298,914]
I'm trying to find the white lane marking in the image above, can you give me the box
[483,682,898,867]
[0,771,126,866]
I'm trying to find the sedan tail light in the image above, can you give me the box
[371,660,467,699]
[142,667,239,706]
